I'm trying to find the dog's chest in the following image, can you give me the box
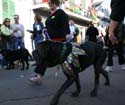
[61,46,86,76]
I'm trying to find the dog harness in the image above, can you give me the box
[61,45,86,77]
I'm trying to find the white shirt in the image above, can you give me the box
[11,23,24,37]
[69,25,76,39]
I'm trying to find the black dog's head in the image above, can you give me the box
[0,49,11,57]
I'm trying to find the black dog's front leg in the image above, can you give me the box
[21,60,25,70]
[50,78,74,105]
[91,67,100,97]
[72,73,81,97]
[6,61,11,70]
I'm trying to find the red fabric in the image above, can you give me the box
[42,0,48,3]
[51,38,66,42]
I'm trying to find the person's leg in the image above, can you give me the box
[1,56,8,68]
[105,48,114,71]
[116,42,125,69]
[18,37,25,49]
[107,48,114,66]
[28,65,45,85]
[13,37,18,50]
[34,37,38,49]
[6,36,11,49]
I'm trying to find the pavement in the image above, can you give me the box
[0,57,125,105]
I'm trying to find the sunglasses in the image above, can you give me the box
[14,18,19,19]
[6,20,10,22]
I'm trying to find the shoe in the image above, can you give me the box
[121,64,125,70]
[28,75,42,85]
[32,63,36,66]
[105,66,113,72]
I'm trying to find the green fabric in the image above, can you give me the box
[0,25,11,36]
[61,46,86,77]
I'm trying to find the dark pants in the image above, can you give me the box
[107,42,125,66]
[1,36,11,49]
[0,36,11,67]
[13,37,25,50]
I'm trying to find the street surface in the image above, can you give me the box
[0,57,125,105]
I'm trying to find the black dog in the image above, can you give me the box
[32,40,110,105]
[0,48,32,70]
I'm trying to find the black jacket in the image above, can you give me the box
[110,0,125,22]
[45,9,70,40]
[86,26,99,42]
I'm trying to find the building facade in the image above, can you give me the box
[0,0,15,23]
[0,0,104,52]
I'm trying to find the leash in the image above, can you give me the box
[55,43,67,77]
[55,65,60,77]
[43,28,51,40]
[42,29,67,77]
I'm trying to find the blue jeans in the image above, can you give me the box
[1,56,8,67]
[34,35,44,49]
[13,37,25,50]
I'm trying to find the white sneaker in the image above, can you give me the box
[121,64,125,70]
[28,75,42,85]
[105,66,113,72]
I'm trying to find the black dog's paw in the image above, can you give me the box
[21,68,24,71]
[71,91,80,97]
[6,67,10,70]
[50,99,59,105]
[12,66,15,69]
[26,66,29,69]
[90,90,97,97]
[50,96,59,105]
[104,82,110,86]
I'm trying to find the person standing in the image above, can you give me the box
[68,20,79,42]
[45,0,70,42]
[27,13,44,49]
[11,15,25,50]
[86,21,99,43]
[109,0,125,45]
[0,18,13,49]
[0,18,13,67]
[29,0,70,84]
[105,25,125,71]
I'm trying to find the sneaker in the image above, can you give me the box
[28,75,42,85]
[121,64,125,70]
[105,66,113,72]
[31,63,36,66]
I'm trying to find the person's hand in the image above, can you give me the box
[66,34,72,40]
[14,28,19,33]
[109,20,119,45]
[27,30,32,33]
[109,32,118,45]
[42,28,47,33]
[31,35,33,39]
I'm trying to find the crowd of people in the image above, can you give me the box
[85,21,125,72]
[0,15,25,67]
[0,0,125,85]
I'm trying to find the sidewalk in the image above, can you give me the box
[0,57,125,105]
